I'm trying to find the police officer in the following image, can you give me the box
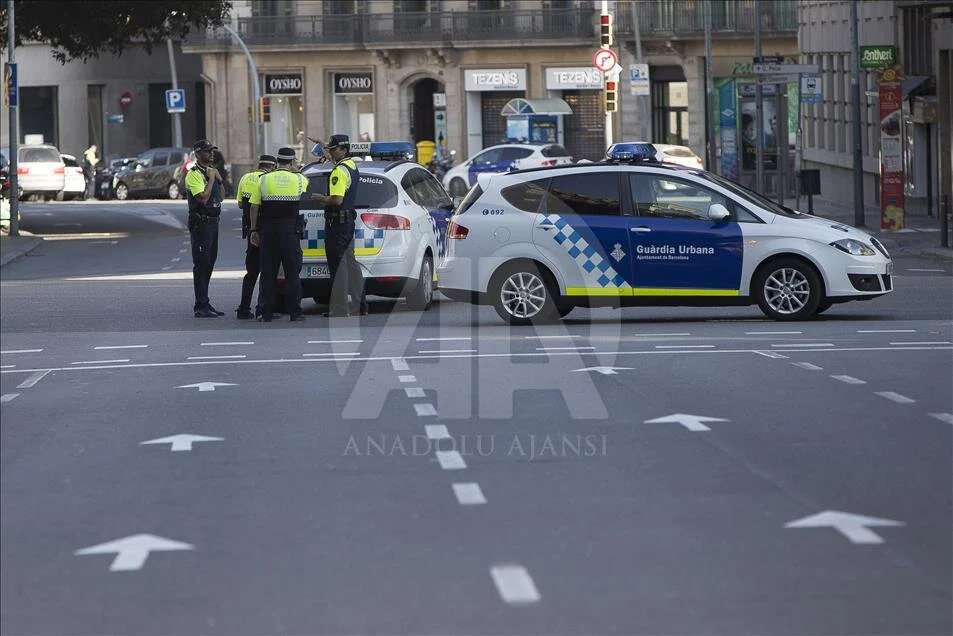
[235,154,276,319]
[248,147,309,322]
[186,139,225,318]
[312,134,367,317]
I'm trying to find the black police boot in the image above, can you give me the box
[207,304,226,316]
[236,308,255,320]
[290,313,306,322]
[195,307,219,318]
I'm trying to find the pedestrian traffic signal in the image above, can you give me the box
[600,14,612,47]
[604,80,618,112]
[259,97,271,123]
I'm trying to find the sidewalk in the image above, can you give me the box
[781,195,952,262]
[0,231,43,268]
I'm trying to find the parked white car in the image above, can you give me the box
[607,142,704,169]
[442,143,572,198]
[16,144,65,200]
[59,154,87,200]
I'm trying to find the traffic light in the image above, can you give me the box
[259,96,271,123]
[600,14,612,47]
[604,79,617,112]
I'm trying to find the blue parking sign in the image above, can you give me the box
[165,89,186,113]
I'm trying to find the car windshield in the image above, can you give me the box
[693,170,803,218]
[19,147,60,163]
[301,172,399,209]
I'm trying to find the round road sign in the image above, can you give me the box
[593,49,618,73]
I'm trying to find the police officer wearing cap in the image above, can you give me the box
[235,154,276,319]
[248,147,309,322]
[312,134,367,317]
[186,139,225,318]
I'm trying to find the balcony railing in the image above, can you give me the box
[614,0,797,37]
[189,8,595,49]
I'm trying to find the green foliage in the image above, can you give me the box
[0,0,232,63]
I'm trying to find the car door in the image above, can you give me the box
[627,172,744,296]
[532,171,633,298]
[149,151,170,195]
[127,151,153,194]
[467,147,505,185]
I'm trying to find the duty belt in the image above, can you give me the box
[326,209,356,223]
[190,213,220,223]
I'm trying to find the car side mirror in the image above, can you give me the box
[708,203,731,221]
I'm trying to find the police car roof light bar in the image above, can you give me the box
[605,142,661,164]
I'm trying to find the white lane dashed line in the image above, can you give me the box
[753,350,790,359]
[632,332,692,337]
[792,362,824,370]
[1,393,20,403]
[1,349,43,354]
[398,375,417,383]
[745,331,802,335]
[405,387,426,398]
[162,266,172,271]
[655,345,715,349]
[536,346,596,351]
[436,450,467,470]
[418,349,477,354]
[308,339,364,344]
[524,335,581,339]
[857,329,916,333]
[94,345,149,350]
[391,358,410,371]
[0,365,14,369]
[171,257,181,262]
[831,375,866,385]
[17,370,51,388]
[201,341,254,346]
[302,352,360,357]
[416,337,472,342]
[490,565,541,605]
[907,268,945,272]
[770,343,834,348]
[928,413,953,425]
[425,424,451,440]
[71,359,130,365]
[452,483,487,505]
[414,403,438,416]
[889,341,951,346]
[187,355,246,360]
[875,391,915,404]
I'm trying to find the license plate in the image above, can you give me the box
[306,264,330,278]
[886,262,893,275]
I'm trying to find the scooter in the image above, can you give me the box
[427,149,456,182]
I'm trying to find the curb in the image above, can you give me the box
[0,235,44,268]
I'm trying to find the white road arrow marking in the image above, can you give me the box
[643,413,728,432]
[140,434,224,452]
[785,510,905,544]
[571,366,633,375]
[74,533,194,571]
[177,382,236,392]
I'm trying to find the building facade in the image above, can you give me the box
[0,42,204,165]
[798,0,952,220]
[183,0,797,178]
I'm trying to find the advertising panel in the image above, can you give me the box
[878,65,904,230]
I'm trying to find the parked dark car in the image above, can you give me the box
[112,147,189,200]
[96,156,137,200]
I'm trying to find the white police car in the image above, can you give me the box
[442,142,572,198]
[283,142,454,311]
[438,143,894,324]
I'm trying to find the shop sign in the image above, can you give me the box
[546,67,602,90]
[265,73,303,95]
[877,65,904,230]
[334,72,373,94]
[464,68,526,92]
[860,46,897,70]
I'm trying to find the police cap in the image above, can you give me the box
[258,154,277,166]
[324,134,350,150]
[276,147,297,162]
[193,139,214,152]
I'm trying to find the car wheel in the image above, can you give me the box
[114,183,129,201]
[167,181,181,199]
[754,257,822,321]
[491,261,559,325]
[449,178,468,198]
[406,256,434,311]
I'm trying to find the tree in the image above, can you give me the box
[0,0,232,63]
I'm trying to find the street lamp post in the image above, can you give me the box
[221,23,262,157]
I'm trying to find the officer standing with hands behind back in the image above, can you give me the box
[312,134,367,318]
[248,147,309,322]
[235,154,277,319]
[186,139,224,318]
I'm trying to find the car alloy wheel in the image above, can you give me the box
[756,258,821,321]
[114,183,129,201]
[167,181,180,199]
[492,262,559,325]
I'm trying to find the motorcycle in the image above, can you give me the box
[427,149,456,182]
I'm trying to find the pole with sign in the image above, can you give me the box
[598,0,618,147]
[5,0,18,236]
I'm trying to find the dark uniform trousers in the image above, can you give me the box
[239,241,261,314]
[259,218,303,318]
[190,215,219,311]
[325,214,366,314]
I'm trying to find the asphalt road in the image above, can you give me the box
[2,200,951,635]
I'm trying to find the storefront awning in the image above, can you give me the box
[501,98,573,117]
[902,75,931,98]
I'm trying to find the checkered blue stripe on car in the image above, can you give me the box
[543,214,630,289]
[304,227,386,250]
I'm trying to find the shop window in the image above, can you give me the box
[264,94,306,157]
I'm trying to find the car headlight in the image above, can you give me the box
[830,238,877,256]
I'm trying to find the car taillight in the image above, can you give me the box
[540,159,557,167]
[447,220,469,239]
[54,166,65,175]
[360,212,411,229]
[17,166,28,175]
